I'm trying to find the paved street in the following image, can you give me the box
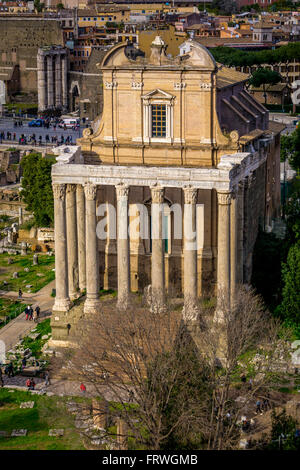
[0,280,55,352]
[0,117,84,145]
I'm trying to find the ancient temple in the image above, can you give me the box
[50,38,281,345]
[37,46,68,112]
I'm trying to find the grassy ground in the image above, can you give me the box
[0,299,26,319]
[21,318,51,358]
[5,103,38,113]
[0,253,55,293]
[0,389,86,450]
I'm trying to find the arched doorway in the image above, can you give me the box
[69,81,80,113]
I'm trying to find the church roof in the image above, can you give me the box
[216,66,249,89]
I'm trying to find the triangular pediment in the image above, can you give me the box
[142,89,174,100]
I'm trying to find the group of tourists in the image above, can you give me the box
[0,132,74,145]
[14,120,24,127]
[255,398,270,415]
[25,305,40,322]
[26,378,36,390]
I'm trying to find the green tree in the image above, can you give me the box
[249,68,282,105]
[269,409,300,450]
[285,188,300,243]
[34,0,44,12]
[20,153,55,227]
[211,0,238,14]
[277,242,300,327]
[288,126,300,172]
[251,230,287,310]
[280,126,300,171]
[280,133,294,163]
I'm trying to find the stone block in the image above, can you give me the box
[20,401,35,409]
[11,429,27,437]
[48,429,64,437]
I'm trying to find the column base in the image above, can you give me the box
[144,285,166,313]
[213,307,225,324]
[117,294,129,311]
[53,298,71,313]
[84,298,101,314]
[69,291,81,301]
[182,302,199,322]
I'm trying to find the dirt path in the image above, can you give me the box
[0,280,55,351]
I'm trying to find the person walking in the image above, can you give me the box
[35,305,40,320]
[29,306,33,321]
[6,362,14,378]
[0,367,4,387]
[44,371,50,387]
[248,378,253,390]
[33,310,38,323]
[26,378,31,390]
[25,305,30,321]
[80,383,86,395]
[18,288,22,299]
[255,400,262,415]
[29,378,35,390]
[262,398,270,412]
[21,357,27,370]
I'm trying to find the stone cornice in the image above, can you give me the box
[52,150,267,192]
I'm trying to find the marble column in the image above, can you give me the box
[37,52,47,111]
[230,189,238,304]
[237,181,244,285]
[116,184,130,309]
[215,190,231,321]
[47,55,54,109]
[243,176,249,284]
[66,184,79,299]
[150,186,165,310]
[62,55,68,110]
[84,183,100,314]
[52,183,70,313]
[183,187,198,321]
[76,184,86,292]
[55,54,62,109]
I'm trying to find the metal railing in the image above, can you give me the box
[0,303,26,328]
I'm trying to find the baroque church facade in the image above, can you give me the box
[50,38,281,345]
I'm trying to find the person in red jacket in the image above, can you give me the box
[80,383,86,395]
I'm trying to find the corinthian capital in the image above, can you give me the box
[84,183,97,200]
[150,185,164,204]
[66,184,77,194]
[115,183,129,199]
[52,183,66,200]
[183,186,197,204]
[217,190,232,205]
